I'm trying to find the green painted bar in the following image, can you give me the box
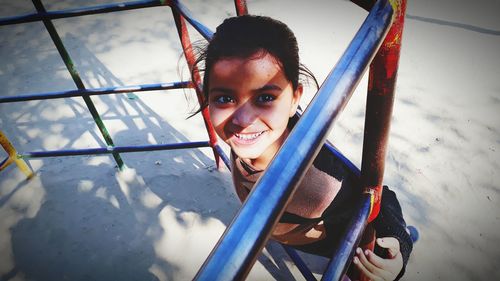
[31,0,126,170]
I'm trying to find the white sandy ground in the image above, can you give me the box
[0,0,499,280]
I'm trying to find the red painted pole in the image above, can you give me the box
[171,8,221,168]
[362,0,407,223]
[234,0,248,16]
[356,0,407,280]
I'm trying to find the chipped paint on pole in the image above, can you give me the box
[363,0,407,224]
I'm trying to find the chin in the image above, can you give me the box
[233,151,261,160]
[231,148,263,161]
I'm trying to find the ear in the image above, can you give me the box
[289,83,303,117]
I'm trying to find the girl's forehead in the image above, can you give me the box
[211,53,283,78]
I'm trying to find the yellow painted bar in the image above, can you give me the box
[0,131,34,179]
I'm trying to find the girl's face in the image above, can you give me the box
[208,52,302,170]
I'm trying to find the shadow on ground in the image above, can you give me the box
[0,4,328,280]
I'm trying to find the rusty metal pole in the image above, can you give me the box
[357,0,407,280]
[362,0,407,225]
[171,7,221,168]
[234,0,248,16]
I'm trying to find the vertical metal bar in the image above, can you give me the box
[30,0,125,170]
[356,1,407,280]
[320,194,371,281]
[171,6,222,168]
[361,0,407,224]
[0,131,34,179]
[234,0,248,16]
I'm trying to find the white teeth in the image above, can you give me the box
[235,131,264,140]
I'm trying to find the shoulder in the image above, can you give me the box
[312,145,349,182]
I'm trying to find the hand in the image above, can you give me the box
[352,237,403,281]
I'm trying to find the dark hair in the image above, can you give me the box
[191,15,318,114]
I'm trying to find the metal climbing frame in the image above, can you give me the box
[0,0,229,172]
[194,0,407,280]
[0,0,312,279]
[1,0,407,280]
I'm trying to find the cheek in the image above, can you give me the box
[209,106,232,137]
[261,106,291,131]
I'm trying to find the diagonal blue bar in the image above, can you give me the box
[213,144,231,171]
[170,0,214,40]
[283,245,317,281]
[194,0,395,280]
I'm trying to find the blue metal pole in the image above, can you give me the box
[324,142,361,178]
[21,141,210,158]
[0,81,191,103]
[194,0,394,280]
[0,0,165,26]
[170,0,213,40]
[320,195,371,281]
[0,0,214,42]
[282,246,317,281]
[213,144,231,171]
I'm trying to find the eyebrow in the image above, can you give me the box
[254,84,283,92]
[209,87,234,94]
[209,84,283,94]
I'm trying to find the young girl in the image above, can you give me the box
[193,15,413,280]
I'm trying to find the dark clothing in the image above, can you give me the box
[231,116,413,280]
[232,145,413,279]
[232,147,341,246]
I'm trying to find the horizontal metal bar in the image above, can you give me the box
[0,81,192,103]
[321,194,371,281]
[170,0,213,40]
[0,0,165,26]
[21,141,210,158]
[194,0,395,280]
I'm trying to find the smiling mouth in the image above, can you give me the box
[234,131,265,141]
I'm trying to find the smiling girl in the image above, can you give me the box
[192,15,413,280]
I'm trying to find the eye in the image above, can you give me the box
[256,94,276,103]
[212,95,235,104]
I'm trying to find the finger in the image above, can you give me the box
[364,248,389,269]
[356,247,384,276]
[377,237,400,258]
[362,249,401,281]
[353,256,380,281]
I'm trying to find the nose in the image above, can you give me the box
[232,103,256,128]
